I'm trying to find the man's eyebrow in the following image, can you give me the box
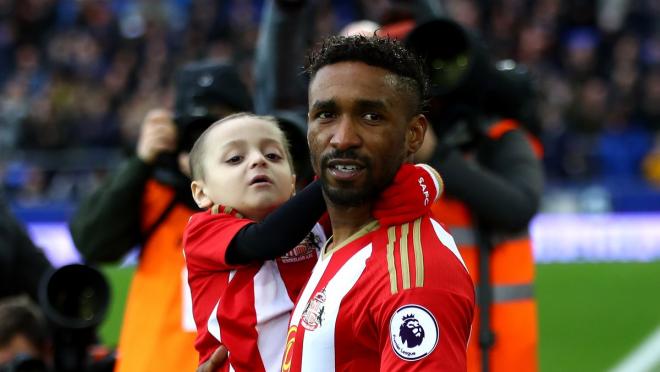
[355,99,388,111]
[310,99,337,112]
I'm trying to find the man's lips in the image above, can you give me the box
[326,159,365,181]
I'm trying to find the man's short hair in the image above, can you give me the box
[189,112,294,181]
[305,35,430,115]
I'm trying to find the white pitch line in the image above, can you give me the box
[609,325,660,372]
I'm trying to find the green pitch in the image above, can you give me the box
[97,261,660,371]
[537,261,660,372]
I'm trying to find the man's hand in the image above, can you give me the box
[196,346,228,372]
[372,163,443,227]
[136,109,178,164]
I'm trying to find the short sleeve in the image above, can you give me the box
[183,210,253,272]
[374,287,474,371]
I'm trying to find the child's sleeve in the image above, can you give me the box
[226,180,326,264]
[183,211,252,271]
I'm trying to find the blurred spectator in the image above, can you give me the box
[0,296,51,369]
[1,0,660,203]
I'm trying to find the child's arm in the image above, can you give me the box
[225,180,325,264]
[226,164,443,264]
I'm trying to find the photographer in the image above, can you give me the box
[69,61,252,372]
[405,18,545,372]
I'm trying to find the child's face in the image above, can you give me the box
[191,117,295,221]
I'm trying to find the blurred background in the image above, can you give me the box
[1,0,659,371]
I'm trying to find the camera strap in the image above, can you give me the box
[141,196,179,245]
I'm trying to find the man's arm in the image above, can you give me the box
[69,157,152,263]
[431,128,543,230]
[253,0,313,114]
[376,287,474,371]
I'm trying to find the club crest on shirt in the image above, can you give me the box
[279,232,321,264]
[390,304,439,361]
[301,288,326,331]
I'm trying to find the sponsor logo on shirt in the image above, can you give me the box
[390,304,439,361]
[418,176,430,206]
[301,288,326,331]
[279,232,320,264]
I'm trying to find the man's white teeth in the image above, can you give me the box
[335,165,358,171]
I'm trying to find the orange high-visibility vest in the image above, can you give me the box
[431,119,540,372]
[114,180,199,372]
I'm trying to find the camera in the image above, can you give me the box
[404,18,540,142]
[38,264,111,372]
[173,60,253,154]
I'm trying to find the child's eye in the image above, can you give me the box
[226,155,243,164]
[266,153,282,161]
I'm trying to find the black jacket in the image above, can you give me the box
[0,196,53,301]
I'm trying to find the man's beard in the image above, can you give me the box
[316,149,398,207]
[321,179,378,207]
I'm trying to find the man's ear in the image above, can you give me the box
[406,114,428,156]
[191,180,213,209]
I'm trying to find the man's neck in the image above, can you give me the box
[326,202,374,247]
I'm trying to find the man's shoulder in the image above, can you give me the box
[364,216,470,292]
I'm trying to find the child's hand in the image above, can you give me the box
[372,163,443,227]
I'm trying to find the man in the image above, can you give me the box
[69,61,252,372]
[281,34,474,372]
[403,18,544,371]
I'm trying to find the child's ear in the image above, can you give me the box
[291,174,297,194]
[191,180,213,209]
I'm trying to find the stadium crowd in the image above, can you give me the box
[1,0,660,207]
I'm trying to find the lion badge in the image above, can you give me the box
[389,304,439,361]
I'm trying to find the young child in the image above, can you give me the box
[182,112,441,371]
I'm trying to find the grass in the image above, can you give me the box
[97,265,134,348]
[537,262,660,372]
[95,262,660,371]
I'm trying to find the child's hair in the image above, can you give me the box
[189,112,294,181]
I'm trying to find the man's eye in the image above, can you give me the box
[315,111,335,120]
[363,113,382,121]
[226,155,242,164]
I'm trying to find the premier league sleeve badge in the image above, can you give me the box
[389,304,439,361]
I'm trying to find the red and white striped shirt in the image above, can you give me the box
[183,206,325,371]
[282,216,475,372]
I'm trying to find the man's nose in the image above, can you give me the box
[329,116,362,151]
